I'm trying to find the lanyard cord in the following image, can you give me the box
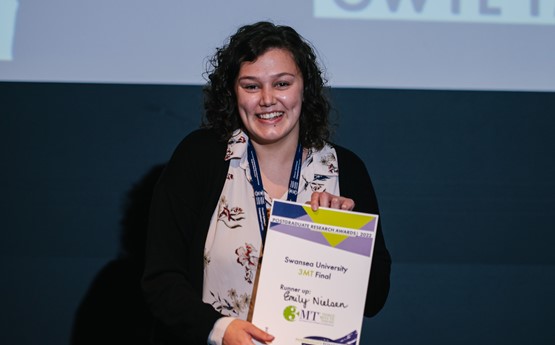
[247,140,303,243]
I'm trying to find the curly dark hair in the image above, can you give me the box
[202,21,331,149]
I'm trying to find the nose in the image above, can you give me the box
[259,87,276,107]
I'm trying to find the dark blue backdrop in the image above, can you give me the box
[1,82,554,344]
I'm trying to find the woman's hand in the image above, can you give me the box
[309,192,355,211]
[223,319,274,345]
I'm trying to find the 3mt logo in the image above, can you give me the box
[283,305,321,322]
[283,305,298,321]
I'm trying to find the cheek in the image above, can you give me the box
[236,95,253,112]
[279,92,303,108]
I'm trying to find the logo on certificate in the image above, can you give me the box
[283,305,335,326]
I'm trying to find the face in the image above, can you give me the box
[235,48,304,147]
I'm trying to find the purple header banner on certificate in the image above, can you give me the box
[269,200,376,257]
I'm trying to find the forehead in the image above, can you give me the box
[238,48,300,75]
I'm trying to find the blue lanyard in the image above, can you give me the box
[247,140,303,243]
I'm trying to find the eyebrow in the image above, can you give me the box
[236,72,297,82]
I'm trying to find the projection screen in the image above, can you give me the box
[1,0,554,91]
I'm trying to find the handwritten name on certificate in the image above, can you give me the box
[251,200,378,345]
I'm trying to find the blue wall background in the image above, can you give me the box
[1,82,554,344]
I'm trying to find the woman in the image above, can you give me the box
[142,22,391,345]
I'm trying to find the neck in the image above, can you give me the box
[249,135,303,200]
[250,139,299,166]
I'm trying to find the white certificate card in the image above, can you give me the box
[251,200,378,345]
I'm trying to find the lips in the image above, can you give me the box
[257,111,284,120]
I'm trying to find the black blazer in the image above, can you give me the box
[142,128,391,344]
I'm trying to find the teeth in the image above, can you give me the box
[258,112,283,120]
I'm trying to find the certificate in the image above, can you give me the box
[251,200,378,345]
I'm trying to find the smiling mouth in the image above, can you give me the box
[257,111,284,120]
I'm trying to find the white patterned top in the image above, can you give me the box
[202,129,340,321]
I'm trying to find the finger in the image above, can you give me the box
[246,323,275,344]
[311,192,355,211]
[340,198,355,211]
[223,320,257,345]
[314,192,333,210]
[320,192,333,208]
[310,192,321,211]
[330,196,341,209]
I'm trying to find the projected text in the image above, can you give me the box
[315,0,555,25]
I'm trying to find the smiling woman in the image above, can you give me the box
[235,48,304,150]
[202,21,332,150]
[142,21,391,345]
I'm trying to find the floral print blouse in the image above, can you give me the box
[202,130,340,319]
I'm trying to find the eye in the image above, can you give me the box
[275,81,291,88]
[241,84,259,91]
